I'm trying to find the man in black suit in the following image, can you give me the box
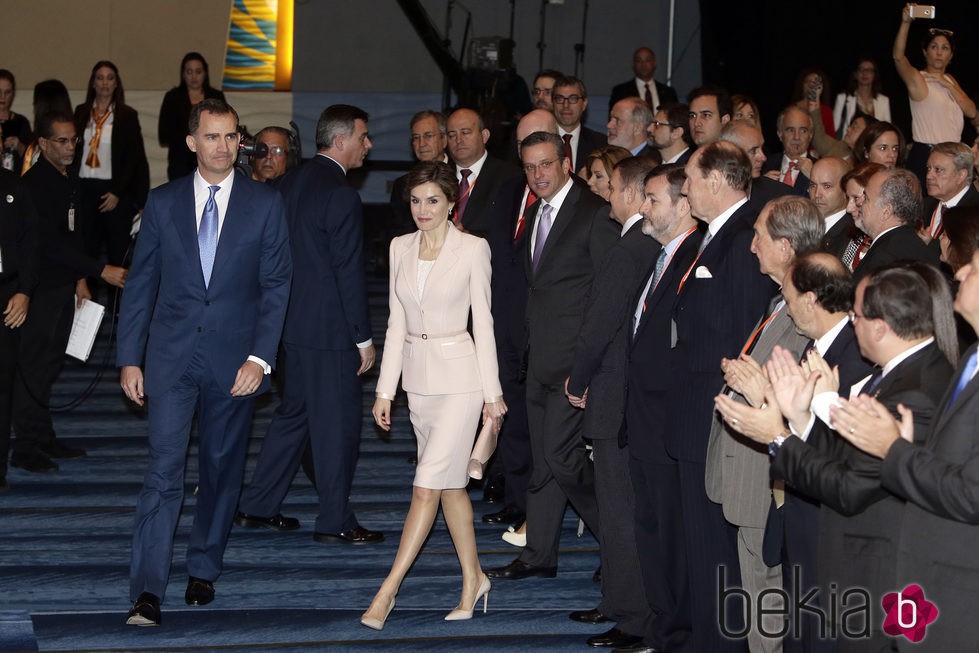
[763,263,955,648]
[687,85,732,147]
[236,105,381,545]
[0,168,38,490]
[485,130,618,581]
[608,47,677,113]
[607,97,659,160]
[389,110,448,238]
[625,163,703,653]
[564,156,659,650]
[446,108,521,239]
[14,113,127,473]
[761,107,813,197]
[853,168,938,281]
[807,157,855,259]
[647,102,692,165]
[921,141,979,243]
[836,247,979,651]
[668,141,775,650]
[552,75,605,173]
[483,109,560,528]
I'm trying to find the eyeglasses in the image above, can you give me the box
[847,310,866,323]
[531,87,553,97]
[522,158,560,174]
[46,136,80,146]
[648,120,675,129]
[262,146,286,157]
[411,132,440,142]
[552,94,584,105]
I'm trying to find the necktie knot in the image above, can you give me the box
[461,168,472,181]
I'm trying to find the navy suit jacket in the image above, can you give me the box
[666,201,776,462]
[278,156,371,350]
[458,155,522,240]
[117,173,292,396]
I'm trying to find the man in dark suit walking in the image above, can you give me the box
[445,108,520,239]
[551,76,605,173]
[236,104,382,545]
[668,141,775,650]
[608,47,677,114]
[118,99,292,626]
[836,247,979,651]
[624,163,702,653]
[486,130,618,581]
[564,156,659,650]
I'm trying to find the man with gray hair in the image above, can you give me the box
[922,141,979,242]
[389,110,448,237]
[607,97,659,159]
[236,104,382,546]
[853,168,938,281]
[762,106,814,196]
[707,195,823,652]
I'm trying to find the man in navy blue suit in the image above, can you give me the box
[118,99,292,626]
[236,104,382,545]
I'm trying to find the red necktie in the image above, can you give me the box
[454,168,472,226]
[562,133,574,169]
[514,188,537,242]
[643,83,653,110]
[782,160,796,185]
[851,234,873,270]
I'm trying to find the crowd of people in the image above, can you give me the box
[2,4,979,651]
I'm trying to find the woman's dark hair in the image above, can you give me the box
[0,69,14,89]
[845,58,883,97]
[403,161,459,204]
[853,121,906,166]
[178,52,214,91]
[83,60,125,107]
[921,28,956,56]
[31,79,72,133]
[841,161,885,191]
[941,206,979,272]
[791,67,832,105]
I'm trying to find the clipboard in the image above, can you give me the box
[66,298,105,362]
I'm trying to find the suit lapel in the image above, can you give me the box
[172,177,203,286]
[934,344,979,432]
[633,230,699,344]
[533,183,580,273]
[400,231,422,307]
[423,226,462,305]
[209,178,250,288]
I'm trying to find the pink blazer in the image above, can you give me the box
[376,226,503,401]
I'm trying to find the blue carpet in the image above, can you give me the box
[0,275,605,652]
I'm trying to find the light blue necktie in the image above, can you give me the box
[947,350,979,408]
[199,185,219,287]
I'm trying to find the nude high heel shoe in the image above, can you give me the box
[360,594,396,630]
[444,574,491,621]
[467,421,499,480]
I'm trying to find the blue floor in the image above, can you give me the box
[0,277,603,652]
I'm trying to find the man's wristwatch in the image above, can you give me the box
[768,433,789,457]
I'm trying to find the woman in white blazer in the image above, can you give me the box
[361,161,506,630]
[833,58,891,137]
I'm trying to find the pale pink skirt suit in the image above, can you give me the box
[375,226,503,489]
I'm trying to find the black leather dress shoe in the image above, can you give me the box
[10,451,58,473]
[185,576,215,606]
[482,473,505,503]
[234,511,300,531]
[126,592,161,626]
[313,526,384,544]
[481,505,525,525]
[569,608,610,624]
[587,627,644,648]
[484,558,557,580]
[40,440,86,458]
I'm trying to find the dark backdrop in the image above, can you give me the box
[698,0,977,148]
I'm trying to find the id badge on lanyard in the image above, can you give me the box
[68,204,75,232]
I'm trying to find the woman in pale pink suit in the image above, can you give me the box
[361,161,506,630]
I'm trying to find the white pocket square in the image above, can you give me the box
[694,265,712,279]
